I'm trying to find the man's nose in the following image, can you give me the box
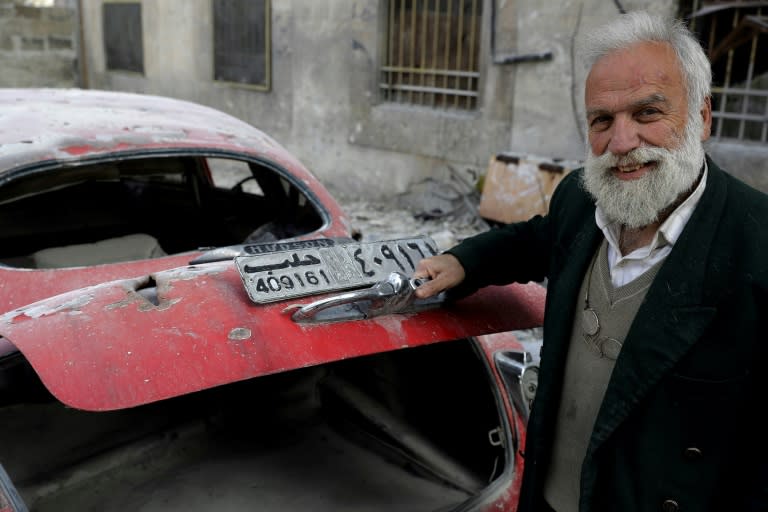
[606,116,640,155]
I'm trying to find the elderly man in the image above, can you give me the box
[414,11,768,512]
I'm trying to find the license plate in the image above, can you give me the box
[235,236,439,304]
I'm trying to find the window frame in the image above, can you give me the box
[686,1,768,143]
[102,0,144,74]
[379,0,483,111]
[211,0,272,92]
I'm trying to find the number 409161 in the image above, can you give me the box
[254,270,332,294]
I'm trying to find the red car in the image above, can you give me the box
[0,88,544,512]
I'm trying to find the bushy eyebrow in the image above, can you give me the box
[632,93,669,110]
[586,93,670,118]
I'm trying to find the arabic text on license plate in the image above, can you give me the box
[235,236,439,303]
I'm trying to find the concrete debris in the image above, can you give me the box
[395,177,471,220]
[340,154,584,252]
[338,177,489,252]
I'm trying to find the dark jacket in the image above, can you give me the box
[449,157,768,512]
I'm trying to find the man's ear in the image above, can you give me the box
[700,96,713,141]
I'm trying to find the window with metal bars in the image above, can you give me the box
[380,0,482,111]
[686,1,768,143]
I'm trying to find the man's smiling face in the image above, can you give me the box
[581,40,711,229]
[585,40,690,174]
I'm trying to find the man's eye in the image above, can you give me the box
[638,108,661,117]
[589,116,611,129]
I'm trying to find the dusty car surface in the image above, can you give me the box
[0,88,544,512]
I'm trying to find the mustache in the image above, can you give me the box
[588,145,673,170]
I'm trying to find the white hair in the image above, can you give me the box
[582,11,712,119]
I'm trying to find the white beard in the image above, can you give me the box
[581,117,705,229]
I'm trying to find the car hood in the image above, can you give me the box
[0,262,545,411]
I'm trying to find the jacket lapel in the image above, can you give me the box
[586,160,727,454]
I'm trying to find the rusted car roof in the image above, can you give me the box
[0,88,287,173]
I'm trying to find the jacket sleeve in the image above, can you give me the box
[444,169,590,297]
[445,213,551,298]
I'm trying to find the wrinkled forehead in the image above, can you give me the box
[585,41,686,102]
[588,41,682,82]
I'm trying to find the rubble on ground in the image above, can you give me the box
[337,177,490,251]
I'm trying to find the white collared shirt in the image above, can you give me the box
[595,162,708,288]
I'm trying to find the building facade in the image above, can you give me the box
[18,0,768,196]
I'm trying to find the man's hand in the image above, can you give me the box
[413,253,466,299]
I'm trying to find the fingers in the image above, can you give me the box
[413,254,466,298]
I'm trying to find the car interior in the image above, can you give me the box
[0,338,514,511]
[0,156,325,268]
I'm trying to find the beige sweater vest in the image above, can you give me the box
[543,241,662,512]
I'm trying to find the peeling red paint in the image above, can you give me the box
[61,142,133,155]
[61,144,97,155]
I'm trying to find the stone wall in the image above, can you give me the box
[0,0,77,88]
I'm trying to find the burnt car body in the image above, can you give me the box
[0,88,544,512]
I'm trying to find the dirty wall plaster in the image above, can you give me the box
[0,1,77,88]
[17,0,768,198]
